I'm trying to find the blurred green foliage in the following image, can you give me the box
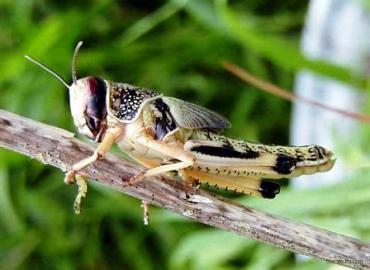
[0,0,370,269]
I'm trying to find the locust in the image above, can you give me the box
[25,42,336,219]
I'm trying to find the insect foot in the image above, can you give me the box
[141,200,150,225]
[73,174,88,215]
[64,171,89,214]
[178,169,200,188]
[125,172,146,186]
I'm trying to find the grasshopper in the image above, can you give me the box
[25,42,335,217]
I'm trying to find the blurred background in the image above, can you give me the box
[0,0,370,269]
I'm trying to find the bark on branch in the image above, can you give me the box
[0,109,369,269]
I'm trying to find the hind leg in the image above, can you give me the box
[181,169,280,199]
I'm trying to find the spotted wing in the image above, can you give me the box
[161,97,231,130]
[108,83,161,123]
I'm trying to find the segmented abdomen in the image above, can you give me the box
[184,131,335,179]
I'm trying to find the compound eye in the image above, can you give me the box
[83,76,107,140]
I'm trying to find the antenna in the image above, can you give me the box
[72,41,83,84]
[24,55,70,89]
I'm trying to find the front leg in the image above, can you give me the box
[64,126,123,214]
[128,135,195,225]
[65,126,124,184]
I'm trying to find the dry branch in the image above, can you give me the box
[0,109,370,269]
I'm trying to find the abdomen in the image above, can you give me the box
[184,131,335,179]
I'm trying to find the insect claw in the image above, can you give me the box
[64,170,76,184]
[192,180,200,189]
[125,172,145,186]
[96,152,104,160]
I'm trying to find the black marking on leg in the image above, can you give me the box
[274,155,296,174]
[191,145,260,159]
[259,181,280,199]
